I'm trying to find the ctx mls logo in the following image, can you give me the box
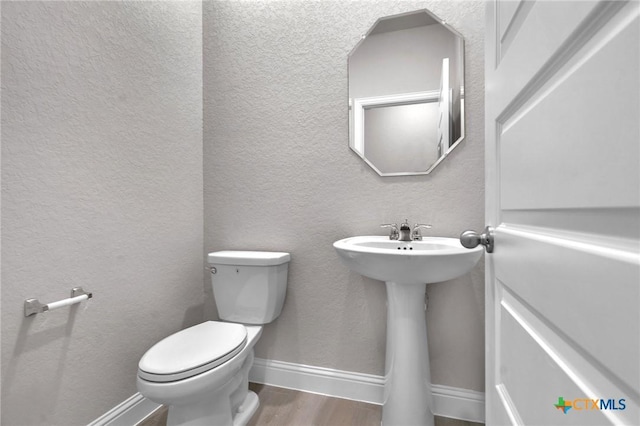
[554,396,626,414]
[555,397,572,414]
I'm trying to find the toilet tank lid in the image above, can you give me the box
[208,250,291,266]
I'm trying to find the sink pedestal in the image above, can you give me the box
[383,282,434,426]
[332,236,483,426]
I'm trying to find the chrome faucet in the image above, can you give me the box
[381,220,432,241]
[398,219,411,241]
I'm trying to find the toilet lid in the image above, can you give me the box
[138,321,247,383]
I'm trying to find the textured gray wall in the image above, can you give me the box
[203,0,485,392]
[1,2,484,424]
[1,2,203,424]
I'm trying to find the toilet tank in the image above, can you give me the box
[207,251,290,325]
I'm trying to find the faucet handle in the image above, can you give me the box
[412,224,432,241]
[381,223,399,240]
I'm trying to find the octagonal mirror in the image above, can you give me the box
[348,9,465,176]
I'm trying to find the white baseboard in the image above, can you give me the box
[90,358,485,425]
[88,392,161,426]
[249,357,385,405]
[431,383,486,423]
[249,357,485,423]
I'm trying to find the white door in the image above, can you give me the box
[485,1,639,425]
[437,57,450,156]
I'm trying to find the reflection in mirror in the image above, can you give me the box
[348,9,464,176]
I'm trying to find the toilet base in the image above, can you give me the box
[232,391,259,426]
[162,346,258,426]
[165,389,259,426]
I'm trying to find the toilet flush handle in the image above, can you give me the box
[206,266,217,274]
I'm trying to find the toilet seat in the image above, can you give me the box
[138,321,247,383]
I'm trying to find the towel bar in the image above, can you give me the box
[24,287,93,317]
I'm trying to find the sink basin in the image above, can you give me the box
[333,236,482,284]
[333,235,483,426]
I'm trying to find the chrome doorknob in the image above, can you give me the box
[460,226,494,253]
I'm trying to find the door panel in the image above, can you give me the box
[500,8,639,210]
[497,0,534,62]
[499,298,613,426]
[493,1,602,106]
[485,1,640,424]
[496,227,639,398]
[497,0,522,43]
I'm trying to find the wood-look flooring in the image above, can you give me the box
[246,383,381,426]
[139,383,483,426]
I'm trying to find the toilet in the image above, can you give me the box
[136,250,290,426]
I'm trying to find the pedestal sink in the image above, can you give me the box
[333,236,482,426]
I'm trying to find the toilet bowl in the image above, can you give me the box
[136,251,290,426]
[137,323,262,426]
